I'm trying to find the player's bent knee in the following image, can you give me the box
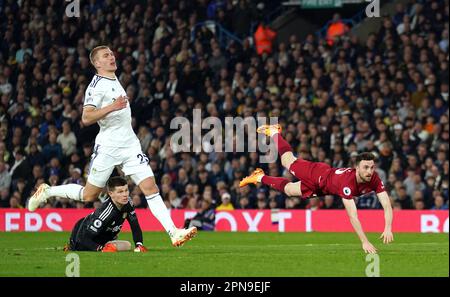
[108,240,131,251]
[284,182,302,197]
[281,152,296,169]
[138,177,159,195]
[83,183,103,202]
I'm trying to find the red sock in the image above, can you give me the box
[273,133,293,157]
[261,176,290,193]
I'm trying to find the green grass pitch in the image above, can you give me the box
[0,232,448,277]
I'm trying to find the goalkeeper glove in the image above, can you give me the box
[101,243,118,253]
[134,243,148,253]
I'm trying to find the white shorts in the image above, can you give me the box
[87,144,154,188]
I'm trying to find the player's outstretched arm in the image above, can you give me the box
[342,198,377,254]
[82,95,128,126]
[127,210,147,252]
[376,191,394,244]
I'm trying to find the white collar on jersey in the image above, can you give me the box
[95,74,117,81]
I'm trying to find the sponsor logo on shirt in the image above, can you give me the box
[93,219,102,228]
[343,187,352,196]
[335,168,351,175]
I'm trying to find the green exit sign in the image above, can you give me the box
[301,0,343,8]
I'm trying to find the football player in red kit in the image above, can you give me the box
[240,124,394,254]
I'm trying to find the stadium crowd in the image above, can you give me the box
[0,0,448,212]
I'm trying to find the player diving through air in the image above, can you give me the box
[27,46,197,247]
[240,124,394,254]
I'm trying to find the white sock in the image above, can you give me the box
[270,131,279,137]
[257,174,264,183]
[146,193,177,237]
[47,184,84,201]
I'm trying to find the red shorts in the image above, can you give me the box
[288,159,331,198]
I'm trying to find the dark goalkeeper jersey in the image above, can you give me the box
[70,197,143,251]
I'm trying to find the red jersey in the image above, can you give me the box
[321,168,385,199]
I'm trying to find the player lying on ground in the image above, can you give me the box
[27,45,196,247]
[240,124,394,254]
[64,176,148,252]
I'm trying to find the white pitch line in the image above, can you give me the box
[204,242,447,248]
[0,242,446,252]
[1,247,64,251]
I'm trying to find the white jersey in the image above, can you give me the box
[84,74,140,148]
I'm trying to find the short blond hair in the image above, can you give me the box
[89,45,110,66]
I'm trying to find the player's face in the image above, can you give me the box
[356,160,375,182]
[94,48,117,72]
[109,185,129,205]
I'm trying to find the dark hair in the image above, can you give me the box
[355,152,376,165]
[106,176,128,192]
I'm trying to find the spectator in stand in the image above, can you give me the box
[216,192,235,210]
[431,195,449,210]
[184,198,216,231]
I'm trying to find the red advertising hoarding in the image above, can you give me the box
[0,209,448,233]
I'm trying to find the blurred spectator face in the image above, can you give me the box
[413,174,422,184]
[393,201,402,210]
[70,153,80,164]
[257,199,267,210]
[161,184,171,196]
[17,179,26,192]
[49,174,59,186]
[239,196,249,208]
[62,121,71,133]
[185,184,194,195]
[201,199,211,210]
[44,111,53,122]
[9,197,21,208]
[199,170,208,181]
[50,158,60,168]
[413,190,423,202]
[168,189,178,200]
[324,196,334,208]
[14,150,24,161]
[187,197,198,209]
[178,168,187,180]
[398,187,407,199]
[1,189,9,200]
[426,177,436,187]
[221,193,231,205]
[71,168,81,179]
[434,196,445,208]
[309,198,319,207]
[49,132,57,144]
[29,144,38,154]
[415,200,425,210]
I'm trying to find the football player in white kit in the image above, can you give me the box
[27,46,197,247]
